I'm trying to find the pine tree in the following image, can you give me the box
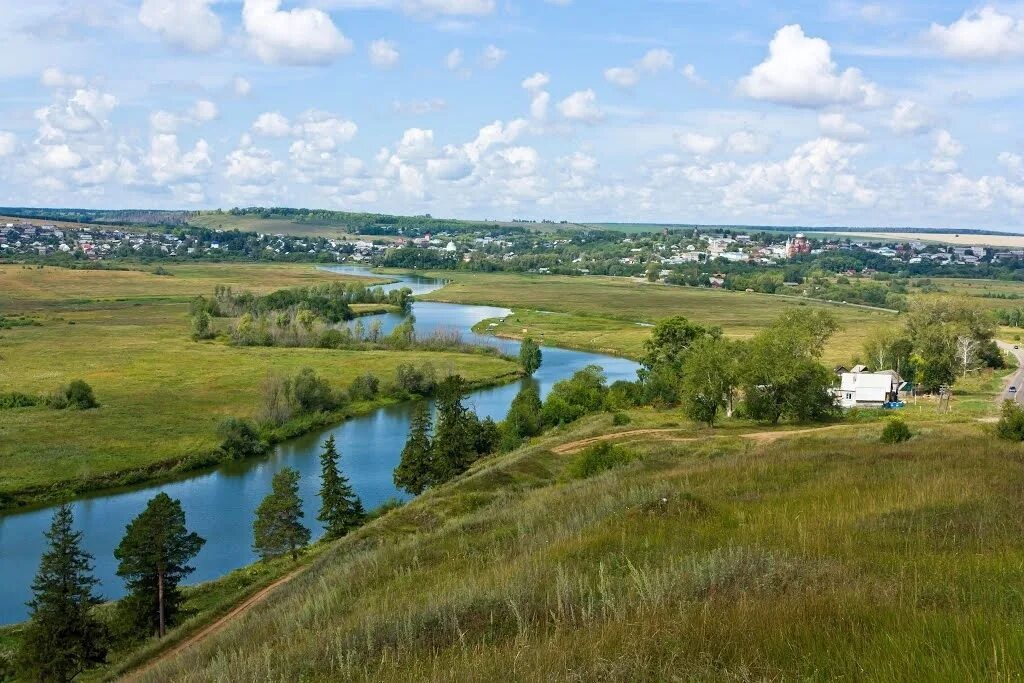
[394,402,434,495]
[18,504,108,682]
[317,436,365,539]
[253,467,311,561]
[114,493,205,639]
[431,375,478,483]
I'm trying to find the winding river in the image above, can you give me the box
[0,267,639,625]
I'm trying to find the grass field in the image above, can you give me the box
[840,231,1024,247]
[133,405,1024,681]
[0,263,518,506]
[418,271,897,365]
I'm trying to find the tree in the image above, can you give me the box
[115,493,205,638]
[519,336,543,376]
[680,336,741,427]
[997,400,1024,441]
[18,504,108,682]
[741,311,839,425]
[639,316,719,405]
[955,335,981,377]
[190,309,212,341]
[253,468,310,561]
[541,365,608,427]
[394,402,433,495]
[217,417,268,460]
[500,383,543,450]
[862,331,914,379]
[431,376,478,483]
[317,436,364,539]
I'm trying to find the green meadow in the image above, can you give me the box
[0,263,518,506]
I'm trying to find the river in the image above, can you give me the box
[0,267,639,625]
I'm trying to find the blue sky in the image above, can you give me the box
[2,1,1024,229]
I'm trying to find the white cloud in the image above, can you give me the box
[480,44,507,68]
[738,24,883,108]
[232,77,252,97]
[558,89,603,123]
[677,132,722,155]
[0,132,17,157]
[397,127,435,158]
[369,39,400,68]
[147,134,212,183]
[41,67,86,89]
[928,7,1024,60]
[889,99,932,136]
[445,48,464,70]
[139,0,223,53]
[999,151,1024,177]
[35,88,118,138]
[40,144,82,170]
[638,48,674,73]
[401,0,495,17]
[604,67,638,88]
[393,98,447,115]
[681,64,706,87]
[292,110,358,149]
[529,91,551,121]
[464,119,528,162]
[726,130,768,154]
[818,112,868,140]
[521,72,550,91]
[190,100,219,122]
[225,145,284,185]
[252,112,292,137]
[149,110,179,133]
[243,0,353,65]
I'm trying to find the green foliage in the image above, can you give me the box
[317,436,365,540]
[905,297,998,392]
[253,468,311,562]
[880,418,912,444]
[217,418,269,460]
[291,367,339,413]
[680,336,741,427]
[611,411,632,426]
[394,362,437,396]
[500,383,543,451]
[640,316,720,406]
[348,373,380,402]
[432,376,479,483]
[17,504,108,682]
[114,493,205,639]
[542,365,609,427]
[997,400,1024,441]
[394,403,434,495]
[189,309,213,341]
[0,392,41,409]
[519,337,543,376]
[569,442,636,479]
[46,380,99,410]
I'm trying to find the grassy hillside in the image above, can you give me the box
[418,271,896,364]
[0,264,518,505]
[133,409,1024,681]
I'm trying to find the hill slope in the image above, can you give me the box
[134,414,1024,681]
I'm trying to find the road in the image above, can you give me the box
[997,341,1024,404]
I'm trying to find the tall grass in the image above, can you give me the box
[136,417,1024,681]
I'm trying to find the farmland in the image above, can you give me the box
[0,263,519,506]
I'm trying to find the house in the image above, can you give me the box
[835,370,904,408]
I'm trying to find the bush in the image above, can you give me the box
[880,417,912,444]
[569,442,636,479]
[46,379,99,410]
[0,392,41,409]
[217,418,269,460]
[997,400,1024,441]
[612,411,632,426]
[348,373,380,402]
[291,367,338,413]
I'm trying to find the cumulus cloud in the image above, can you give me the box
[369,39,400,68]
[928,7,1024,60]
[445,48,464,70]
[232,77,252,97]
[147,134,212,184]
[243,0,353,65]
[225,144,284,185]
[0,132,18,157]
[677,132,722,155]
[726,130,769,155]
[605,49,675,89]
[139,0,223,53]
[681,64,706,87]
[604,67,638,88]
[190,100,219,122]
[480,44,507,68]
[558,90,603,123]
[818,112,868,140]
[889,99,932,136]
[252,112,292,136]
[41,67,86,89]
[402,0,495,17]
[738,24,882,108]
[464,119,528,162]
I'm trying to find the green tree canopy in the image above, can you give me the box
[18,504,108,682]
[519,337,543,376]
[317,436,365,539]
[394,402,434,495]
[253,468,311,561]
[115,493,205,638]
[680,336,741,427]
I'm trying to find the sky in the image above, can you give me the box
[2,1,1024,229]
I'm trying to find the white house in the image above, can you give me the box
[835,370,903,408]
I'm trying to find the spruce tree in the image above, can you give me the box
[394,402,434,495]
[114,493,205,639]
[253,467,311,561]
[431,375,477,483]
[18,504,108,682]
[317,436,365,539]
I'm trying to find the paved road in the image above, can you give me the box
[997,341,1024,404]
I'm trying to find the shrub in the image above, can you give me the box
[569,442,636,479]
[0,392,41,409]
[348,373,380,402]
[880,417,912,444]
[46,380,99,410]
[612,411,632,426]
[217,418,269,460]
[291,367,338,413]
[997,400,1024,441]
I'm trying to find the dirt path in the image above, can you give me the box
[121,566,305,682]
[551,424,852,455]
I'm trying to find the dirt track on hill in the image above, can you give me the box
[550,424,852,455]
[121,566,305,682]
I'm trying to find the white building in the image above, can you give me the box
[835,370,904,408]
